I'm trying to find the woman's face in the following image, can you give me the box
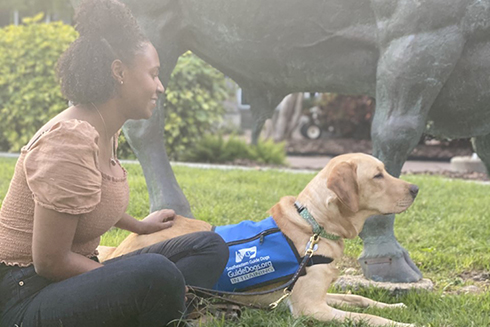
[120,42,164,120]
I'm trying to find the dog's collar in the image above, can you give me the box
[294,201,341,241]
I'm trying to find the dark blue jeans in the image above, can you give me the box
[0,231,228,327]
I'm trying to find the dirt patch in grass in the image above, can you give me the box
[459,271,490,290]
[336,256,362,274]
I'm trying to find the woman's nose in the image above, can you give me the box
[157,78,165,93]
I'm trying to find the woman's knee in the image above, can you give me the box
[130,254,186,295]
[196,231,229,263]
[202,231,227,246]
[199,232,229,275]
[212,233,229,266]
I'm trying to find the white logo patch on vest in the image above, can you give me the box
[235,246,257,263]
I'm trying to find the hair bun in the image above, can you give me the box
[75,0,142,45]
[57,0,148,104]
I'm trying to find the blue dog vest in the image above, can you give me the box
[213,216,302,292]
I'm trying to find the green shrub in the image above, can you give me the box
[164,52,230,160]
[0,13,77,151]
[181,134,286,165]
[181,134,252,163]
[249,138,287,165]
[221,136,254,161]
[180,134,227,163]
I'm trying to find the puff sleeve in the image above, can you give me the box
[24,120,102,215]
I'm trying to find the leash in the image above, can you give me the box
[187,234,322,310]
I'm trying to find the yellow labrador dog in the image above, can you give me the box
[99,153,418,327]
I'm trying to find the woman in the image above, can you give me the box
[0,0,228,326]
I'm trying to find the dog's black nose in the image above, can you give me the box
[409,184,419,199]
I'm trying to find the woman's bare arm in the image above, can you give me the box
[32,204,103,281]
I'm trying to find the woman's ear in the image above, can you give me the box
[111,59,125,85]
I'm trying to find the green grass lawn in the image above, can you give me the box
[1,157,489,326]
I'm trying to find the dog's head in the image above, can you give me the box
[303,153,418,216]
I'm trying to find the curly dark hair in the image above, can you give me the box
[57,0,148,105]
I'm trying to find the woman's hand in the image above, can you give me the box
[139,209,176,234]
[115,210,175,235]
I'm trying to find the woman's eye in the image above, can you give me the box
[374,173,383,179]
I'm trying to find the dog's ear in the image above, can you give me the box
[327,161,359,213]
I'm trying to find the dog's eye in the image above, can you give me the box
[374,173,383,179]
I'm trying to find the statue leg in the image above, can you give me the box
[123,100,194,217]
[360,110,426,283]
[472,133,490,174]
[244,87,286,145]
[359,26,466,282]
[118,14,194,216]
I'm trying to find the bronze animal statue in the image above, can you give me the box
[70,0,490,282]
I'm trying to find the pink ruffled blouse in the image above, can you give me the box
[0,120,129,267]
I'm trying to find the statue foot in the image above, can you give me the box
[358,238,422,283]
